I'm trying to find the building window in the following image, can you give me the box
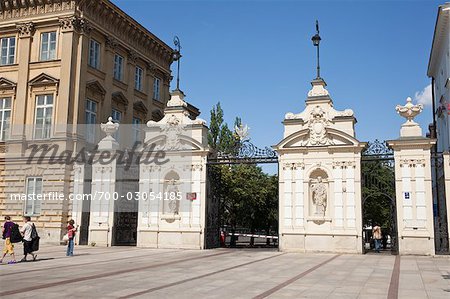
[132,117,141,144]
[85,99,97,143]
[40,32,57,61]
[111,109,121,123]
[34,94,53,139]
[111,109,121,141]
[0,97,12,141]
[0,37,16,65]
[153,77,161,100]
[135,66,143,91]
[113,54,124,81]
[88,39,100,69]
[25,177,42,216]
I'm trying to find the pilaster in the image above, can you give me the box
[10,22,35,141]
[102,36,117,122]
[72,17,92,138]
[88,118,119,246]
[55,16,80,137]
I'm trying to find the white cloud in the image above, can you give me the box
[414,84,432,106]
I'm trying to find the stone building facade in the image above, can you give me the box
[0,0,176,243]
[428,2,450,153]
[428,2,450,254]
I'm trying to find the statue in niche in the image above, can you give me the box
[165,179,179,214]
[310,176,327,216]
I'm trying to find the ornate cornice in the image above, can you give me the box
[332,161,356,169]
[105,36,118,51]
[58,15,92,34]
[79,0,173,68]
[59,15,81,32]
[142,165,161,173]
[1,1,76,21]
[400,159,426,167]
[79,17,92,35]
[283,162,305,170]
[146,62,156,75]
[16,22,35,38]
[128,50,138,65]
[163,73,173,85]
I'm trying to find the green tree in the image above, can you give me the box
[207,102,234,153]
[219,164,278,247]
[207,104,279,248]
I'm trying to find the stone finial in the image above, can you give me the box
[307,78,330,98]
[167,89,187,108]
[100,117,119,138]
[396,97,423,124]
[396,97,424,137]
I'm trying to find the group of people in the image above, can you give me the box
[1,216,77,264]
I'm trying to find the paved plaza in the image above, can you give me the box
[0,245,449,298]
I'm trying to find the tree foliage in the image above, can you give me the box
[207,103,278,246]
[220,165,278,233]
[207,102,234,153]
[362,160,395,229]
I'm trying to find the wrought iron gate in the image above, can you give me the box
[361,140,398,255]
[432,152,449,254]
[204,140,279,249]
[112,165,139,246]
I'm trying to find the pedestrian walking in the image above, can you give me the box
[66,219,77,256]
[1,216,17,264]
[20,216,37,262]
[372,224,382,253]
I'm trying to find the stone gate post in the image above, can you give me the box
[137,90,209,249]
[388,98,436,255]
[88,117,119,246]
[275,78,365,253]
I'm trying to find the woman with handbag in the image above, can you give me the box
[66,219,77,256]
[0,216,17,264]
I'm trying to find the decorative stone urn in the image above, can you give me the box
[395,97,424,137]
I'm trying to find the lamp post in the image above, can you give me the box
[173,36,182,91]
[311,20,321,79]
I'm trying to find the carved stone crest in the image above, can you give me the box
[306,106,333,146]
[161,115,185,151]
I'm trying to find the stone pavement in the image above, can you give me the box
[0,244,449,299]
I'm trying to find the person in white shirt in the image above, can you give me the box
[20,216,37,262]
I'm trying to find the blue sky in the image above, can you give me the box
[114,0,442,148]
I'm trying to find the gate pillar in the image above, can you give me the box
[275,78,365,253]
[137,90,209,249]
[88,117,120,247]
[388,98,436,255]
